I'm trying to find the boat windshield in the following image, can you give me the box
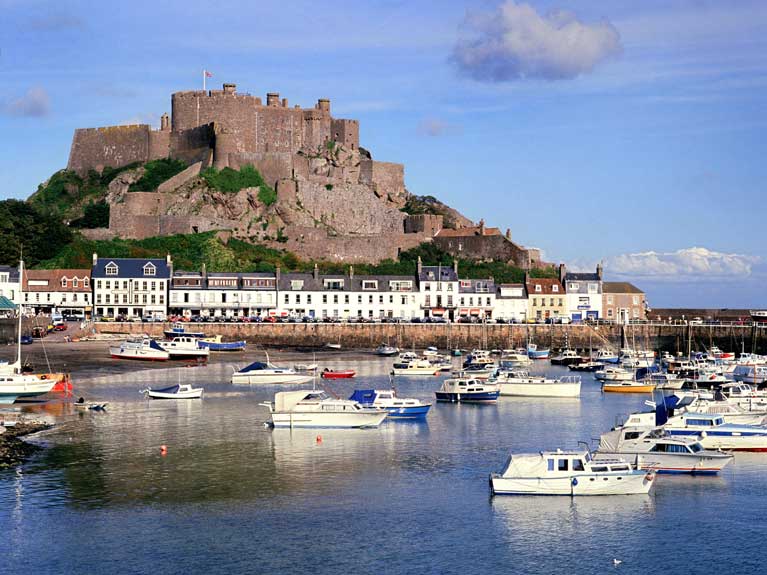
[689,443,704,453]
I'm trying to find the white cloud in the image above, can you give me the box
[451,1,622,82]
[605,247,760,281]
[417,117,461,137]
[4,87,50,117]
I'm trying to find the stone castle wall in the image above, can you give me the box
[433,233,536,268]
[68,125,152,175]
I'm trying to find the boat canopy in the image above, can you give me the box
[274,390,326,411]
[148,339,165,352]
[349,389,376,404]
[239,361,272,372]
[151,384,180,394]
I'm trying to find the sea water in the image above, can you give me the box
[1,360,765,574]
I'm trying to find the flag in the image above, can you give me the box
[204,70,213,78]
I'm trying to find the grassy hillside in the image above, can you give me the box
[35,231,555,283]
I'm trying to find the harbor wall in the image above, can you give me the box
[93,322,767,354]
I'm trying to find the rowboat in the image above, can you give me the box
[142,384,204,399]
[320,369,356,379]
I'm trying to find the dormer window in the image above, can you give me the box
[73,278,78,288]
[105,262,118,276]
[84,278,89,288]
[143,263,156,276]
[535,285,542,293]
[61,278,68,288]
[552,285,559,293]
[569,283,579,290]
[362,280,378,290]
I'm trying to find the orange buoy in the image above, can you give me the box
[316,435,322,444]
[160,444,168,455]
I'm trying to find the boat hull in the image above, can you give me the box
[270,411,388,428]
[110,348,169,361]
[596,452,732,474]
[0,380,57,404]
[498,382,581,398]
[383,405,431,419]
[602,384,656,393]
[231,374,314,385]
[490,472,653,496]
[146,390,203,399]
[391,368,440,376]
[436,390,499,403]
[667,430,767,451]
[528,351,550,360]
[321,371,356,379]
[199,340,246,352]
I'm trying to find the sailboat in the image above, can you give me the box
[0,260,57,404]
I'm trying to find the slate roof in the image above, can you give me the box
[0,265,20,283]
[496,283,527,299]
[459,278,496,294]
[92,258,171,279]
[419,266,458,282]
[278,273,416,292]
[525,278,564,295]
[603,282,644,294]
[564,272,600,282]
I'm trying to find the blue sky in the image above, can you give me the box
[3,0,766,307]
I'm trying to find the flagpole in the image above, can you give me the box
[203,69,206,92]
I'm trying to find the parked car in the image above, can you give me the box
[53,323,68,331]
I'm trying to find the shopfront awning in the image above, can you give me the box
[431,308,446,316]
[470,308,481,315]
[459,308,469,316]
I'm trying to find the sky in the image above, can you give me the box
[2,0,766,308]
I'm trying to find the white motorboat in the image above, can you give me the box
[644,372,684,390]
[423,346,440,357]
[110,338,170,361]
[260,390,388,428]
[435,378,499,402]
[375,344,399,357]
[490,449,655,496]
[734,364,767,385]
[596,427,733,474]
[142,384,204,399]
[499,352,532,367]
[390,359,440,376]
[595,366,634,382]
[397,351,418,361]
[294,363,319,372]
[349,389,431,419]
[232,356,313,385]
[495,371,581,398]
[594,348,619,364]
[669,395,767,425]
[158,336,211,359]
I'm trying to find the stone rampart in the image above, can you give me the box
[434,233,534,268]
[67,125,151,175]
[157,162,202,193]
[93,323,767,355]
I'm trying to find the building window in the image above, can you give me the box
[151,281,156,291]
[105,263,118,276]
[143,263,156,276]
[607,295,614,304]
[486,297,491,306]
[296,294,301,304]
[284,294,289,304]
[633,308,639,318]
[84,278,89,288]
[401,296,407,305]
[362,280,377,290]
[142,294,147,304]
[552,285,559,293]
[61,278,67,288]
[358,295,362,304]
[151,294,156,304]
[535,285,542,293]
[569,283,579,290]
[105,280,111,290]
[97,280,102,289]
[290,280,304,290]
[588,283,598,293]
[333,295,339,304]
[322,295,327,304]
[447,295,453,307]
[633,296,640,305]
[307,295,312,304]
[424,295,431,307]
[123,294,128,303]
[324,279,344,290]
[368,295,373,304]
[159,295,164,304]
[105,294,110,304]
[607,308,613,317]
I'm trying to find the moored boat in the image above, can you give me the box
[163,322,205,339]
[260,390,388,428]
[550,349,585,366]
[321,369,356,379]
[602,380,656,394]
[568,361,603,372]
[158,336,211,359]
[199,335,247,352]
[526,344,550,360]
[109,338,169,361]
[436,378,499,403]
[375,344,399,357]
[142,383,204,399]
[595,366,634,382]
[596,427,732,474]
[231,353,313,385]
[391,359,440,376]
[490,449,655,496]
[495,371,581,398]
[349,389,431,419]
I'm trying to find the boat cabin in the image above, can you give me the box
[499,449,632,478]
[441,378,491,393]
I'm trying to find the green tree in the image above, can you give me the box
[0,200,73,266]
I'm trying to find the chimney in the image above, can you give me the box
[92,252,98,267]
[505,228,511,240]
[524,272,530,285]
[349,265,354,279]
[478,219,485,235]
[201,263,207,279]
[417,256,422,275]
[453,259,458,275]
[597,262,603,280]
[559,263,566,284]
[276,265,281,282]
[313,263,319,280]
[267,92,280,107]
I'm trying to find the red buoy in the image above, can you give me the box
[316,435,322,444]
[160,444,168,455]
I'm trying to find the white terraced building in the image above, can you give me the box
[278,266,419,320]
[91,254,172,320]
[168,269,277,318]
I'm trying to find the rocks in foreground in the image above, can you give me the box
[0,422,51,470]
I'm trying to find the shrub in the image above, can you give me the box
[129,158,187,192]
[201,164,276,205]
[70,202,109,229]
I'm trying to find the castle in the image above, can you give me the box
[65,83,543,268]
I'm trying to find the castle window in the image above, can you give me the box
[105,262,118,276]
[143,263,156,276]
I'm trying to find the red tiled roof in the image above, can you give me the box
[23,269,91,292]
[525,278,564,295]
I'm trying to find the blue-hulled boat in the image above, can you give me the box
[435,378,500,403]
[349,389,431,419]
[163,322,205,339]
[527,344,550,360]
[199,335,246,352]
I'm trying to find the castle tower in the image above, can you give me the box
[160,113,170,131]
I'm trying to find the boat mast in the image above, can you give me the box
[17,258,23,372]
